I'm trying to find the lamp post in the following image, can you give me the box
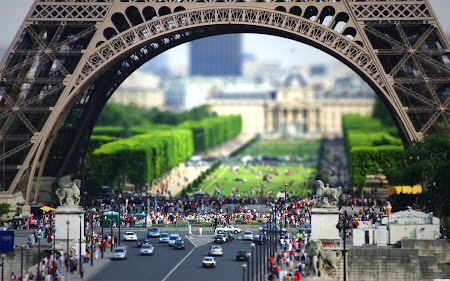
[258,226,264,277]
[336,215,352,281]
[1,254,5,281]
[250,243,255,281]
[66,220,70,281]
[118,203,121,246]
[255,236,259,281]
[79,214,83,276]
[21,245,24,280]
[91,208,95,266]
[241,264,246,281]
[245,253,251,281]
[110,211,113,252]
[37,230,41,281]
[101,205,104,259]
[52,228,56,281]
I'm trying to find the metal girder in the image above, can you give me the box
[0,0,447,202]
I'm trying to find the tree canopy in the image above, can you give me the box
[385,131,450,218]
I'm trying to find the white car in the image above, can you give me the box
[140,244,154,255]
[208,245,223,256]
[215,224,241,234]
[112,247,127,260]
[202,256,216,268]
[168,234,180,246]
[122,232,138,241]
[242,231,254,240]
[159,233,170,243]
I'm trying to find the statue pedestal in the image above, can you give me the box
[311,206,341,248]
[54,206,85,250]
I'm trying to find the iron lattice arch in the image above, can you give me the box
[0,0,449,203]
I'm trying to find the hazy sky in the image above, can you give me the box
[0,0,449,69]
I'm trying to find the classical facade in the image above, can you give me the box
[110,70,164,109]
[208,71,375,137]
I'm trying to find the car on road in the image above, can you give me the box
[208,245,223,256]
[174,239,185,250]
[202,257,216,268]
[242,231,254,240]
[215,224,241,234]
[168,234,180,246]
[137,238,150,247]
[222,232,234,242]
[236,250,249,261]
[112,247,127,260]
[122,232,138,241]
[147,228,161,238]
[140,244,154,255]
[300,224,312,233]
[159,233,170,243]
[214,234,226,244]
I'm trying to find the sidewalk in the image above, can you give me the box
[69,250,113,281]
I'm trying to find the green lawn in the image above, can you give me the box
[236,138,319,160]
[197,164,316,198]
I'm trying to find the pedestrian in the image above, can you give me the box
[114,235,118,247]
[80,266,84,279]
[198,226,203,238]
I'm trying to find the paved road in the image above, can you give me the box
[89,228,265,281]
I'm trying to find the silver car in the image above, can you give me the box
[112,247,127,260]
[159,233,170,243]
[168,234,180,246]
[208,245,223,256]
[140,244,154,255]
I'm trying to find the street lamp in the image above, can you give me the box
[101,205,104,259]
[245,253,251,281]
[241,264,246,281]
[1,254,6,281]
[66,220,70,281]
[250,243,255,281]
[79,214,83,276]
[258,226,264,277]
[336,215,352,281]
[37,229,41,281]
[91,208,96,266]
[21,245,24,280]
[52,228,56,281]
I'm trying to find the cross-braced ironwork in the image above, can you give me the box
[0,0,448,203]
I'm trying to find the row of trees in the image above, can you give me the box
[91,128,194,189]
[88,115,242,192]
[342,114,406,192]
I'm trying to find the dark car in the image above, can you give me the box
[137,238,150,247]
[174,239,185,250]
[236,250,249,261]
[214,234,226,244]
[147,228,161,238]
[223,232,234,242]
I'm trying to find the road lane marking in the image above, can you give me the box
[161,236,197,281]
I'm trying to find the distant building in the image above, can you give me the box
[110,70,164,109]
[207,71,375,137]
[190,34,242,76]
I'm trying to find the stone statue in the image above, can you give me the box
[55,179,81,206]
[316,180,341,207]
[305,240,342,278]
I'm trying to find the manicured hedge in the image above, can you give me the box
[342,114,405,188]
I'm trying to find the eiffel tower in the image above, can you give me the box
[0,0,448,205]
